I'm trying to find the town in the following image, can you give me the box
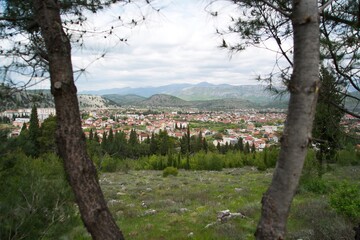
[2,107,359,151]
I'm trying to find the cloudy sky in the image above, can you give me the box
[42,0,287,91]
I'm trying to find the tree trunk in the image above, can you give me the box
[255,0,320,239]
[33,1,125,239]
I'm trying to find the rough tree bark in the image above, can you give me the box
[32,1,125,239]
[255,0,320,239]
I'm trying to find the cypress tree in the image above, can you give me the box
[150,132,158,155]
[186,125,191,153]
[217,142,221,152]
[21,122,27,132]
[107,128,114,143]
[203,138,208,153]
[244,142,250,154]
[128,129,138,146]
[101,131,107,152]
[94,132,99,143]
[177,153,181,168]
[251,142,256,153]
[28,105,40,156]
[89,129,94,141]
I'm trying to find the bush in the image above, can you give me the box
[100,154,118,172]
[330,181,360,221]
[336,146,360,166]
[300,177,329,194]
[163,167,178,177]
[289,199,354,240]
[0,152,77,239]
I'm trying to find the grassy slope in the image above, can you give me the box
[70,166,359,240]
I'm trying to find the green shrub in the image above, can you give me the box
[147,155,167,170]
[100,154,118,172]
[330,181,360,221]
[300,177,329,194]
[163,167,178,177]
[207,153,223,171]
[0,152,77,239]
[289,199,354,240]
[336,145,360,166]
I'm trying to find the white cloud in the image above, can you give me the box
[69,0,289,91]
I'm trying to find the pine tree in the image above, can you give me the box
[312,67,344,176]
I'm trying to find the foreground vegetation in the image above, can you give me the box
[1,108,359,239]
[1,148,359,239]
[68,164,360,240]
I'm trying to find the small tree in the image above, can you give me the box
[28,105,40,157]
[312,67,344,176]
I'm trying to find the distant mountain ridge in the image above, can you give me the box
[1,82,289,111]
[104,93,259,110]
[81,82,288,107]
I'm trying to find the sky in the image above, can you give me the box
[34,0,288,91]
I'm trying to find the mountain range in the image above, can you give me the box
[1,82,289,111]
[81,82,289,108]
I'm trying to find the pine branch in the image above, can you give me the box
[258,0,291,17]
[318,0,336,13]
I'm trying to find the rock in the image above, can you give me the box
[217,209,245,223]
[234,188,243,192]
[108,199,120,206]
[217,210,231,222]
[144,209,157,216]
[141,201,148,208]
[231,212,246,218]
[205,222,217,229]
[188,232,194,238]
[180,208,189,213]
[127,203,135,208]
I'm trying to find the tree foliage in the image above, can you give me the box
[209,0,359,117]
[313,67,344,175]
[0,152,77,239]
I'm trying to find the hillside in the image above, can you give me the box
[0,88,119,110]
[104,93,260,110]
[77,95,119,109]
[193,98,258,110]
[102,94,146,106]
[0,89,55,111]
[139,94,192,107]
